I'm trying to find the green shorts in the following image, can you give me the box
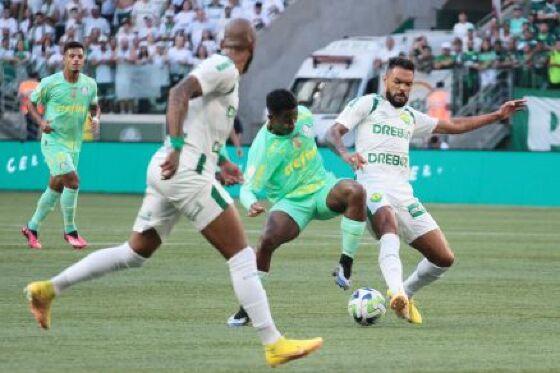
[41,139,80,176]
[270,175,344,230]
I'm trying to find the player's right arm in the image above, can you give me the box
[28,78,52,133]
[327,96,371,170]
[240,130,269,217]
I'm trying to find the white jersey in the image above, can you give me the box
[336,94,438,184]
[164,54,239,175]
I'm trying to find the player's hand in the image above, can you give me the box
[248,202,266,217]
[90,117,100,133]
[160,150,180,180]
[498,99,526,120]
[218,160,243,186]
[342,152,367,170]
[40,120,53,134]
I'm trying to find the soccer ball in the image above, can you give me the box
[348,288,386,326]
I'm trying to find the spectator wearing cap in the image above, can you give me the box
[0,9,18,36]
[85,6,111,37]
[453,11,474,39]
[159,9,176,42]
[249,2,271,30]
[132,0,158,29]
[509,6,528,36]
[434,42,455,69]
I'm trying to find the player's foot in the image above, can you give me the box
[63,231,88,249]
[265,336,323,367]
[332,264,351,290]
[21,226,42,249]
[227,306,250,327]
[389,291,410,320]
[408,298,422,324]
[24,280,55,330]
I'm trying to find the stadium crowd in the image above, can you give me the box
[0,0,286,113]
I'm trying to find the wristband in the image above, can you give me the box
[170,136,184,151]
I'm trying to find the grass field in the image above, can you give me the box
[1,192,560,372]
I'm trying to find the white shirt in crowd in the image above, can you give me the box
[453,21,474,39]
[168,45,193,73]
[84,16,111,36]
[174,10,196,32]
[29,24,55,44]
[0,15,18,35]
[132,0,159,28]
[90,48,115,83]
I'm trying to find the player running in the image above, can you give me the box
[24,19,322,368]
[227,89,367,327]
[21,41,100,250]
[328,57,525,324]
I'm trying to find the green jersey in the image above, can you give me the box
[30,72,98,151]
[240,106,330,209]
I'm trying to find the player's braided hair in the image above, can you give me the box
[266,89,297,115]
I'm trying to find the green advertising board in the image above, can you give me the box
[1,141,559,206]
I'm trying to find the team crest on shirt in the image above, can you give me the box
[226,105,236,118]
[399,112,413,126]
[81,86,89,96]
[370,193,382,202]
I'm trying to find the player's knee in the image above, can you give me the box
[347,182,366,204]
[259,234,280,252]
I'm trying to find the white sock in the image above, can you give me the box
[378,233,404,295]
[228,247,281,345]
[403,258,448,298]
[51,242,146,295]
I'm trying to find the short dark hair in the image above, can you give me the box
[266,89,297,115]
[387,57,415,72]
[63,41,84,53]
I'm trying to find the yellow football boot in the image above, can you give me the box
[24,281,55,330]
[265,336,323,367]
[408,298,423,324]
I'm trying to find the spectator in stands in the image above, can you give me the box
[0,37,15,63]
[249,1,270,30]
[138,16,158,41]
[0,9,18,36]
[168,34,193,84]
[504,37,521,68]
[116,17,135,44]
[159,10,176,42]
[132,0,158,28]
[377,36,400,66]
[206,0,224,24]
[40,0,58,23]
[537,0,559,29]
[532,39,550,85]
[229,0,247,19]
[415,45,434,74]
[47,40,64,72]
[434,42,455,69]
[29,12,55,48]
[518,28,536,50]
[428,135,449,150]
[101,0,116,26]
[536,22,556,48]
[190,9,213,47]
[174,0,196,34]
[85,6,111,37]
[153,40,169,67]
[66,7,86,41]
[192,43,208,66]
[114,0,135,27]
[500,21,512,44]
[136,42,152,64]
[453,11,474,39]
[19,9,32,34]
[463,28,482,51]
[477,38,498,89]
[452,37,464,64]
[14,39,30,66]
[90,35,115,108]
[216,6,233,43]
[548,39,560,88]
[200,29,218,54]
[509,6,528,36]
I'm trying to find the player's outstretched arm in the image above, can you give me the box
[161,76,203,179]
[327,123,366,170]
[434,99,526,135]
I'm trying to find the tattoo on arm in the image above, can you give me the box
[166,76,202,137]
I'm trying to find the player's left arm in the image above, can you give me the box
[433,99,526,134]
[216,146,243,186]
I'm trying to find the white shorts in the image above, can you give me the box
[358,174,439,244]
[132,150,233,238]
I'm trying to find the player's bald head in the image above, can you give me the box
[222,18,256,51]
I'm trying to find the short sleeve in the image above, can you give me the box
[335,95,377,131]
[189,55,239,96]
[30,79,47,104]
[409,107,438,138]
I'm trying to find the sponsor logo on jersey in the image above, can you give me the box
[367,152,408,167]
[399,112,413,125]
[372,123,411,139]
[284,147,318,176]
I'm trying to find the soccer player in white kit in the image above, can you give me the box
[328,57,525,324]
[24,19,322,367]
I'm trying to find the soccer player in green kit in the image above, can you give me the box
[21,41,100,250]
[228,89,367,326]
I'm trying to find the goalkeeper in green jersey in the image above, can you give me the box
[228,89,367,327]
[21,41,100,250]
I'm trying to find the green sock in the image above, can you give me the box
[341,216,366,258]
[60,188,79,234]
[28,188,61,231]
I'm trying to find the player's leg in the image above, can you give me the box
[22,176,64,249]
[196,182,321,366]
[24,184,177,330]
[404,229,454,299]
[228,210,300,326]
[324,179,367,289]
[59,151,87,249]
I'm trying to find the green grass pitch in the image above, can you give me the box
[1,192,559,372]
